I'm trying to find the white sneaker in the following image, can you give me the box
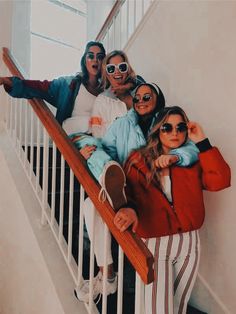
[99,161,127,211]
[74,271,117,303]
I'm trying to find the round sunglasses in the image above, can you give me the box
[86,52,105,61]
[106,62,129,75]
[160,122,188,134]
[133,94,152,104]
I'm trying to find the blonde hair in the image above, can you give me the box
[100,50,136,90]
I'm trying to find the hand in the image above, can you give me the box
[155,155,179,168]
[0,77,5,85]
[79,145,96,160]
[111,83,130,96]
[187,121,206,143]
[114,207,138,233]
[0,76,12,87]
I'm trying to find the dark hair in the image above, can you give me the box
[80,41,106,83]
[135,83,165,113]
[100,50,136,89]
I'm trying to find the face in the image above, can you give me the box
[134,85,157,116]
[106,55,129,87]
[159,114,187,153]
[85,45,105,77]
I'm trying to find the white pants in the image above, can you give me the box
[83,197,113,267]
[145,230,200,314]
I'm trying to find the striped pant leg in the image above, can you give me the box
[145,235,177,314]
[173,231,200,314]
[144,231,200,314]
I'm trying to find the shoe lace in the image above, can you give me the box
[98,187,107,203]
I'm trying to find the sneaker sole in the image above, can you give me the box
[103,163,127,211]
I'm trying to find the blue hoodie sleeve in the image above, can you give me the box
[170,140,199,166]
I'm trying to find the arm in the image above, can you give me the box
[170,140,199,167]
[199,141,231,191]
[169,121,208,166]
[1,76,72,108]
[113,155,139,232]
[102,120,120,162]
[111,75,146,110]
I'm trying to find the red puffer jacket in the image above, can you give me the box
[124,147,231,238]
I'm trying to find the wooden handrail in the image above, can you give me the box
[96,0,125,41]
[2,47,154,284]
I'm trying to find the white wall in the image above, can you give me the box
[11,0,31,76]
[0,1,13,124]
[86,0,115,40]
[126,1,236,313]
[0,0,13,50]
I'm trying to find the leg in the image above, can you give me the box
[71,133,127,210]
[173,231,200,314]
[145,236,175,314]
[83,197,113,269]
[74,198,117,302]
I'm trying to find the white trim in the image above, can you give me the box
[124,0,159,52]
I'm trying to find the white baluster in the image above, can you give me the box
[59,156,65,243]
[77,186,85,284]
[68,169,74,262]
[117,247,124,314]
[41,129,49,225]
[50,142,57,225]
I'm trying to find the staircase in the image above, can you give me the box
[0,1,218,313]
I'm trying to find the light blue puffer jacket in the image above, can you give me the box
[102,108,199,165]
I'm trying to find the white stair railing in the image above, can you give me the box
[96,0,154,51]
[1,48,154,314]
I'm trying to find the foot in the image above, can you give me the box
[74,271,117,303]
[99,161,127,211]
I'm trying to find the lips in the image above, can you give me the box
[137,105,148,109]
[92,65,98,69]
[113,75,123,80]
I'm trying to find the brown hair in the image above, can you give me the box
[128,106,189,186]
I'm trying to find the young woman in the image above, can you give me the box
[102,83,199,166]
[75,84,199,303]
[114,106,231,314]
[0,41,106,131]
[73,50,145,302]
[72,49,145,175]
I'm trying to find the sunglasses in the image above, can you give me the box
[86,52,105,61]
[106,62,129,74]
[133,94,152,104]
[160,122,188,134]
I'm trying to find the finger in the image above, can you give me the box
[132,219,138,233]
[120,220,131,232]
[114,213,124,224]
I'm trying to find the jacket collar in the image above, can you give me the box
[127,108,159,135]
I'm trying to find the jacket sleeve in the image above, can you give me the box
[199,147,231,191]
[102,120,119,161]
[170,140,199,166]
[5,76,69,108]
